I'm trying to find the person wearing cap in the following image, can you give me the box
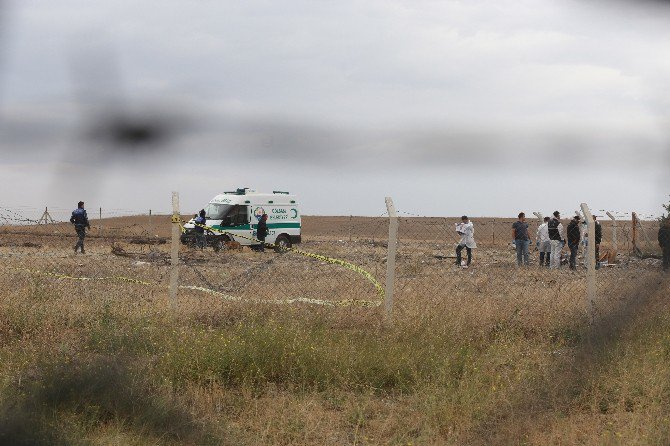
[70,201,90,254]
[548,211,565,269]
[512,212,531,266]
[536,216,551,267]
[194,209,207,249]
[455,215,476,267]
[567,215,582,270]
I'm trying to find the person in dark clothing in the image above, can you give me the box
[194,209,207,249]
[566,215,581,270]
[512,212,531,266]
[256,214,269,252]
[70,201,90,254]
[593,215,603,267]
[659,220,670,271]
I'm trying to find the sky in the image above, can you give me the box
[0,0,669,218]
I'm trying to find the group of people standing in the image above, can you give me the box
[516,211,602,269]
[455,211,603,270]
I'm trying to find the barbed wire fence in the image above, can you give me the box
[0,205,172,317]
[0,198,391,315]
[382,202,667,330]
[0,196,667,326]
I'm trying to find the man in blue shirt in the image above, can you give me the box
[512,212,531,266]
[194,209,207,249]
[70,201,91,254]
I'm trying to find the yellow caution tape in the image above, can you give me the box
[185,220,385,298]
[172,215,187,233]
[179,285,380,307]
[2,265,380,307]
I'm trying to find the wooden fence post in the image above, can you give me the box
[581,203,596,321]
[169,192,180,310]
[384,197,398,324]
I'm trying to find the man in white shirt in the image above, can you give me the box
[455,215,476,267]
[536,216,551,267]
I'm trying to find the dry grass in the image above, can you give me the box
[0,216,669,444]
[1,270,669,444]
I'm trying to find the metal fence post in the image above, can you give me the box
[581,203,596,320]
[384,197,398,324]
[169,192,180,310]
[606,211,617,253]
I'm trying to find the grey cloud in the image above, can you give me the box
[2,100,666,171]
[0,0,669,216]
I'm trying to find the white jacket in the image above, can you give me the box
[456,221,477,248]
[537,223,550,243]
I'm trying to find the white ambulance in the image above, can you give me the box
[181,188,301,252]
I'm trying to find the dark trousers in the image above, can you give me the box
[257,236,266,252]
[74,226,86,252]
[539,252,550,266]
[456,244,471,265]
[195,233,206,249]
[569,243,579,269]
[663,247,670,271]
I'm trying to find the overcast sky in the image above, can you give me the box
[1,0,669,217]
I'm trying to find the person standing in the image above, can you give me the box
[70,201,90,254]
[567,215,582,270]
[537,216,551,267]
[455,216,476,267]
[658,220,670,272]
[256,213,269,252]
[512,212,531,266]
[194,209,207,249]
[593,215,603,267]
[548,211,565,269]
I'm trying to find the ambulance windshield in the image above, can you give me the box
[204,203,234,220]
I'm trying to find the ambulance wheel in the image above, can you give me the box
[212,236,231,252]
[274,234,291,253]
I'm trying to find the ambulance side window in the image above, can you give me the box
[232,206,249,226]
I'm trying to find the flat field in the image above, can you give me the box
[0,216,668,445]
